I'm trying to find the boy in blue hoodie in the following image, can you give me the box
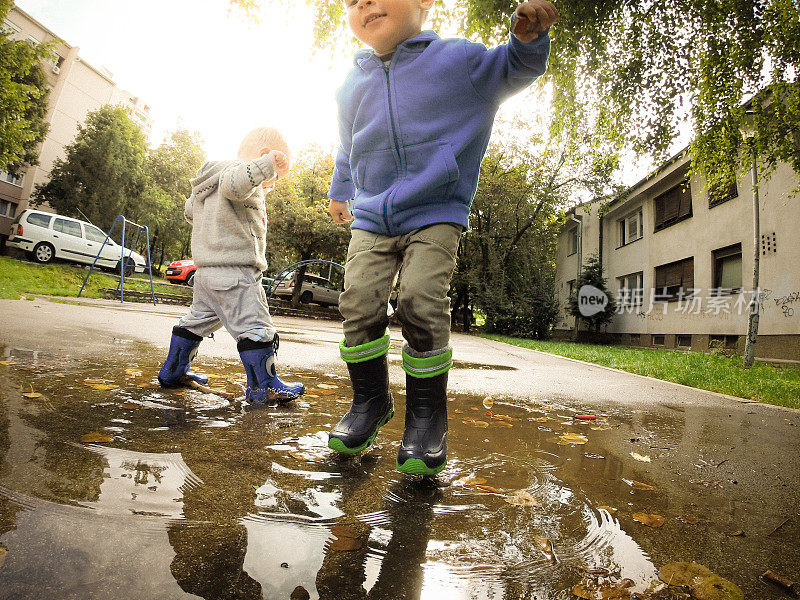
[327,0,557,475]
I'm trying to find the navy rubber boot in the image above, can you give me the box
[237,335,304,405]
[328,355,394,454]
[396,372,448,476]
[158,326,209,387]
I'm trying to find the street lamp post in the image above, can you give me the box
[740,111,760,369]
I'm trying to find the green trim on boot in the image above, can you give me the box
[396,457,448,476]
[340,333,390,364]
[401,348,453,378]
[328,405,394,453]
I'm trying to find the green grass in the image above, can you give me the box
[481,334,800,409]
[0,256,189,300]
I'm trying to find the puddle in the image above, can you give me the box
[0,344,798,599]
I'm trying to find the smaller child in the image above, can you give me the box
[158,127,304,405]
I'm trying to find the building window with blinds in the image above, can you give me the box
[654,181,692,231]
[654,257,694,301]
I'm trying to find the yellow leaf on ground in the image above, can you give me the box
[505,489,538,506]
[482,396,494,409]
[561,432,589,444]
[22,392,42,399]
[630,452,651,462]
[87,384,118,390]
[454,475,487,487]
[476,484,503,495]
[633,512,665,528]
[0,361,15,366]
[204,373,222,379]
[81,432,113,443]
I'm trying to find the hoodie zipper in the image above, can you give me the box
[383,61,402,234]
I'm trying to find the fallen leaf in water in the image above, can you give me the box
[560,432,589,444]
[727,530,744,537]
[585,453,605,459]
[533,536,557,564]
[631,452,652,462]
[505,489,537,506]
[531,416,549,422]
[495,421,513,428]
[0,361,14,366]
[470,406,480,411]
[305,393,320,398]
[482,396,494,409]
[598,505,618,513]
[120,402,139,410]
[491,414,517,422]
[678,514,700,524]
[328,523,363,551]
[633,512,665,528]
[454,475,487,487]
[309,389,335,396]
[335,397,350,404]
[204,373,222,379]
[590,425,613,431]
[136,383,155,388]
[84,378,109,384]
[125,369,143,376]
[464,419,490,428]
[623,478,655,491]
[476,484,503,495]
[81,432,113,443]
[453,409,464,414]
[317,383,338,389]
[87,383,118,391]
[22,386,42,399]
[659,562,743,600]
[0,546,5,568]
[572,577,633,599]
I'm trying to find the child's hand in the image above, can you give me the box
[328,199,354,225]
[270,150,290,180]
[512,0,558,42]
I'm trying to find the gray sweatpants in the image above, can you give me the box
[178,265,276,342]
[339,223,462,353]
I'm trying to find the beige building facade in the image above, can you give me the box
[0,5,151,244]
[554,151,800,362]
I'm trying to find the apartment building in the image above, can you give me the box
[0,5,151,245]
[554,150,800,361]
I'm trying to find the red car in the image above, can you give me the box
[165,259,197,286]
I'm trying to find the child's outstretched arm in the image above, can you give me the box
[219,154,280,203]
[511,0,559,43]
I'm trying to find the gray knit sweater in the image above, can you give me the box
[184,156,277,272]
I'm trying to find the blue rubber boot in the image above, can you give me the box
[237,334,304,405]
[158,326,209,387]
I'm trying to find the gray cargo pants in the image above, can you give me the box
[177,265,277,342]
[339,224,462,362]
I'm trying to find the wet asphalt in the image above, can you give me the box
[0,296,798,599]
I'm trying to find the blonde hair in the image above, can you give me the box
[237,127,291,163]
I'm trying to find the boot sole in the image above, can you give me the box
[396,457,447,476]
[328,407,394,454]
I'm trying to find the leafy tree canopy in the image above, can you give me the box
[235,0,799,192]
[0,0,53,174]
[31,105,148,233]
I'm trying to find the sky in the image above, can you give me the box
[16,0,353,159]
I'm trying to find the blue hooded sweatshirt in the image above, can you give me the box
[328,28,551,236]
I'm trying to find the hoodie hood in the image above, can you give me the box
[190,161,237,203]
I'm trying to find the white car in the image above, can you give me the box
[7,209,147,274]
[272,273,342,306]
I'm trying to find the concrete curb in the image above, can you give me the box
[477,336,800,413]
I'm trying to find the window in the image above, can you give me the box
[1,170,23,186]
[85,225,109,243]
[652,334,665,346]
[0,199,15,218]
[617,271,643,307]
[567,227,578,256]
[654,181,692,231]
[25,35,41,46]
[2,19,21,39]
[710,335,739,350]
[709,179,738,208]
[677,335,692,348]
[628,334,640,345]
[53,218,83,238]
[654,257,694,301]
[618,210,643,246]
[712,243,742,294]
[26,212,52,228]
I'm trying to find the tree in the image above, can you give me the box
[566,253,616,334]
[254,0,799,191]
[31,105,148,234]
[144,129,207,269]
[266,147,351,305]
[0,0,52,174]
[455,133,617,337]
